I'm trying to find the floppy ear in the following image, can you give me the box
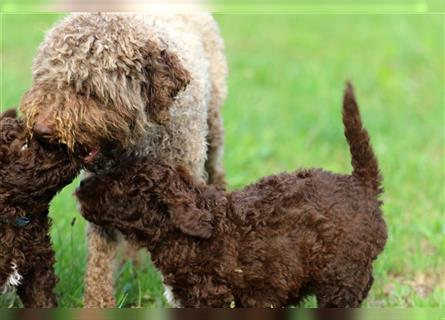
[169,204,213,239]
[141,41,191,124]
[0,109,18,159]
[0,109,17,120]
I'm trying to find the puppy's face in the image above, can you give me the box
[74,159,154,224]
[0,109,80,205]
[0,109,79,292]
[75,158,214,240]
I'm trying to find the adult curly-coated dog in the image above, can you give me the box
[20,13,227,306]
[75,83,387,307]
[0,109,79,307]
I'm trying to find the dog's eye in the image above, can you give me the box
[20,143,29,151]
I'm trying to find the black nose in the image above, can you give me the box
[79,178,95,190]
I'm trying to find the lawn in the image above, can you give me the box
[0,13,444,307]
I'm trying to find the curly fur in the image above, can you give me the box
[0,109,79,307]
[19,13,228,306]
[75,84,387,307]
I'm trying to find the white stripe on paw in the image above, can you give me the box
[1,262,22,294]
[163,285,182,307]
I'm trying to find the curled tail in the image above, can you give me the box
[343,82,382,195]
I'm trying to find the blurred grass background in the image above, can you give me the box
[0,12,444,307]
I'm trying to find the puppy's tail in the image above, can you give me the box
[343,82,382,196]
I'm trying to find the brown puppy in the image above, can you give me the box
[0,109,79,307]
[75,83,387,308]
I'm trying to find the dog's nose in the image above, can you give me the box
[33,123,54,137]
[80,180,86,188]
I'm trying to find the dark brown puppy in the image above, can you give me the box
[76,83,387,308]
[0,109,79,307]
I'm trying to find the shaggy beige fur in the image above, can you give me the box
[20,13,228,307]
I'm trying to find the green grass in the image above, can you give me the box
[1,13,444,307]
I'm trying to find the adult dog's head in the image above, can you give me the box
[20,14,190,171]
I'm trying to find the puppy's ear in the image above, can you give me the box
[141,41,191,124]
[170,205,213,239]
[0,109,17,120]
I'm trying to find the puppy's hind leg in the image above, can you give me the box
[315,270,374,308]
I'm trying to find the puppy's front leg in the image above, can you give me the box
[17,247,58,308]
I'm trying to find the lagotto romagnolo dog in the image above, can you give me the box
[20,13,228,306]
[0,109,79,307]
[75,83,387,307]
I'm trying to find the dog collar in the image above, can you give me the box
[0,216,31,228]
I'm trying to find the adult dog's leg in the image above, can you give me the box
[118,239,146,268]
[205,105,226,187]
[84,223,118,308]
[201,16,228,188]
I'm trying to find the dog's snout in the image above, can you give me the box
[80,180,86,188]
[33,122,54,137]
